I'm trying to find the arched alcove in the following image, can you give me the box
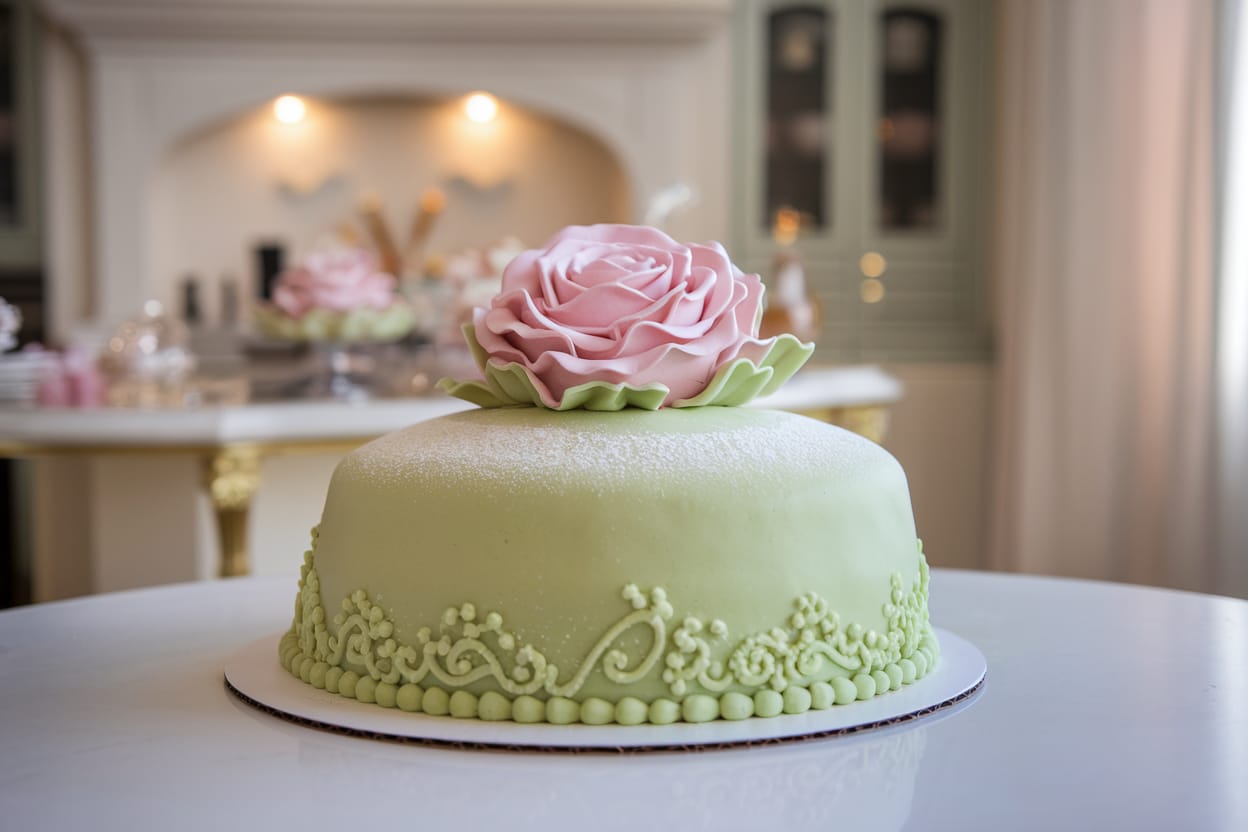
[150,94,632,319]
[152,78,650,213]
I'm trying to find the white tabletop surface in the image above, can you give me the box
[0,366,902,446]
[3,569,1243,831]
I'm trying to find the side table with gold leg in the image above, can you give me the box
[202,445,263,578]
[2,369,899,596]
[823,405,892,445]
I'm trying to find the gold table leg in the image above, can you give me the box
[797,405,891,444]
[202,445,262,578]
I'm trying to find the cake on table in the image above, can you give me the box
[279,224,937,725]
[255,246,414,343]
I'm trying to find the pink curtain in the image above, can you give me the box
[989,0,1224,593]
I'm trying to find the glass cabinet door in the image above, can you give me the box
[877,7,943,232]
[862,0,983,262]
[764,5,831,233]
[738,0,855,264]
[855,0,989,359]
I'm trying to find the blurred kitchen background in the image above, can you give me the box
[0,0,1244,606]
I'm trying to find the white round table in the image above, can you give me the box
[1,570,1244,830]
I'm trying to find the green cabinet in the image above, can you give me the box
[734,0,991,360]
[0,0,40,270]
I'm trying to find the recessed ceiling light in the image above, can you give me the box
[273,95,307,125]
[464,92,499,124]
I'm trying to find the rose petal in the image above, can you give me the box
[546,281,662,329]
[611,262,671,297]
[505,249,547,296]
[732,273,765,335]
[689,243,737,320]
[490,290,631,360]
[479,302,577,363]
[542,224,687,250]
[528,342,718,405]
[468,224,785,407]
[597,285,711,351]
[546,268,588,307]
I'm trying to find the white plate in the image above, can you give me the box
[224,626,985,750]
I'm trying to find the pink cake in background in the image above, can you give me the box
[256,247,414,343]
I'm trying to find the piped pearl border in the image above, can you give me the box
[277,628,940,725]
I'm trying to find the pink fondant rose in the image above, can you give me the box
[472,224,778,407]
[272,248,397,318]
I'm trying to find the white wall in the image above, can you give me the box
[30,457,91,601]
[884,363,993,572]
[249,454,341,577]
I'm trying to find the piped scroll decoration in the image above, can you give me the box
[292,531,675,699]
[290,530,934,708]
[664,548,932,696]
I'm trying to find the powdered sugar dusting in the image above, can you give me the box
[338,407,896,495]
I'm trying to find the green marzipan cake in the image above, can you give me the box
[279,406,938,725]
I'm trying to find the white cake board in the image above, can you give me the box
[224,627,985,750]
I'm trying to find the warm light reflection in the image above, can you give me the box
[859,251,887,278]
[464,92,499,124]
[273,95,307,125]
[773,208,801,245]
[860,278,885,304]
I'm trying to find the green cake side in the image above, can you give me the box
[280,407,939,724]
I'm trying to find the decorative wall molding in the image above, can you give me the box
[42,0,729,43]
[41,0,731,323]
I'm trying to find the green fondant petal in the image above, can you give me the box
[676,358,774,408]
[439,322,817,412]
[755,334,817,397]
[440,356,674,412]
[461,323,491,374]
[435,377,510,409]
[674,334,815,407]
[552,379,670,412]
[486,361,550,407]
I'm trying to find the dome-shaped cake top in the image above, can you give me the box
[438,224,814,411]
